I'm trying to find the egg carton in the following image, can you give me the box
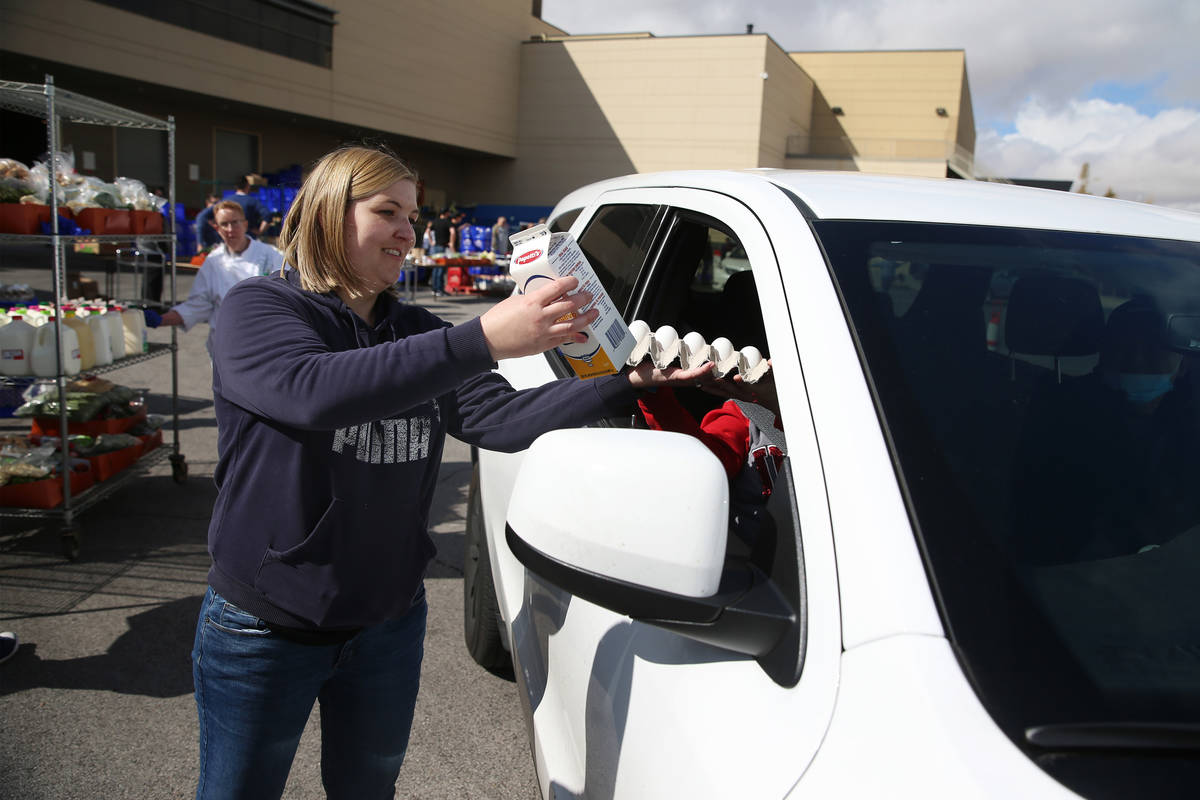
[626,321,771,383]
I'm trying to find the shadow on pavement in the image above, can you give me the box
[0,594,202,698]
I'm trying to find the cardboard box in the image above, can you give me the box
[66,272,101,300]
[508,224,635,379]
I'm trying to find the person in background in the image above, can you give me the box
[490,215,511,256]
[188,143,709,800]
[230,175,267,236]
[454,211,470,254]
[193,193,222,254]
[146,200,285,355]
[422,219,435,253]
[429,208,454,296]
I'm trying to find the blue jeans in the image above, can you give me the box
[429,246,446,293]
[192,587,427,800]
[430,267,446,293]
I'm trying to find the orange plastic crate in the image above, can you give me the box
[74,208,133,235]
[0,203,43,235]
[0,465,95,509]
[130,210,163,234]
[139,428,163,453]
[31,407,147,437]
[86,441,144,482]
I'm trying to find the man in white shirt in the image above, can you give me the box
[153,200,285,354]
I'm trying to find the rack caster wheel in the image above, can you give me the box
[170,453,188,484]
[61,526,81,561]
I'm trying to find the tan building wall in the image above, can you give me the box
[0,0,547,159]
[758,41,814,168]
[465,33,815,206]
[1,5,979,211]
[786,50,974,176]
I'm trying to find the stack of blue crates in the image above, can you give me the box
[458,225,490,253]
[221,186,299,221]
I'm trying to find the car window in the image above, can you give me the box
[816,219,1200,746]
[548,208,580,233]
[633,211,768,380]
[631,209,802,679]
[575,203,661,316]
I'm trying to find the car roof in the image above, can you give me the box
[552,170,1200,242]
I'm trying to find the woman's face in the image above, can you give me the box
[344,179,419,292]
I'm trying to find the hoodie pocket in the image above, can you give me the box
[254,497,436,628]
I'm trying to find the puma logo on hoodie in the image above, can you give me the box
[331,405,439,465]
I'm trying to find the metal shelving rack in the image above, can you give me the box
[0,75,187,558]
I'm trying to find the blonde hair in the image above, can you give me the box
[278,145,418,297]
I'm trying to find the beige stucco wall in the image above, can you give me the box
[0,0,544,159]
[549,34,772,172]
[1,7,981,210]
[783,156,950,178]
[788,50,973,174]
[465,33,818,206]
[758,41,814,168]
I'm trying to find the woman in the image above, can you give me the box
[191,144,709,799]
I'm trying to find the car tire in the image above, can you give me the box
[463,462,513,677]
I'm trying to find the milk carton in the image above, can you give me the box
[508,224,635,379]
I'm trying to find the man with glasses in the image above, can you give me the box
[151,200,285,355]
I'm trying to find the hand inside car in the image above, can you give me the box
[695,360,780,418]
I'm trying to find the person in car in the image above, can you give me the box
[188,143,711,800]
[1011,296,1200,565]
[639,270,785,558]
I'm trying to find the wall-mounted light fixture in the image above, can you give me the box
[936,107,949,117]
[831,106,845,116]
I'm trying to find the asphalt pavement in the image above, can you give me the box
[0,257,537,799]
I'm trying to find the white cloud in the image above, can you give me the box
[541,0,1200,117]
[977,99,1200,211]
[541,0,1200,210]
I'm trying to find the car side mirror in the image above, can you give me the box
[505,428,803,686]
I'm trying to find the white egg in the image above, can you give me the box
[650,325,680,368]
[680,331,709,369]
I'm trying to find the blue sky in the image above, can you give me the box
[1084,77,1170,117]
[540,0,1200,211]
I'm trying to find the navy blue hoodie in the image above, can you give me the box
[206,270,637,631]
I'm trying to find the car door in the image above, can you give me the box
[500,186,842,799]
[477,202,664,635]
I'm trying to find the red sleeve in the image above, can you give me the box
[638,389,748,479]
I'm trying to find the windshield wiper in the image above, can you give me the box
[1026,722,1200,751]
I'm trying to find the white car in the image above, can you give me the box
[463,170,1200,799]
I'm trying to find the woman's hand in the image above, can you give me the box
[480,277,598,361]
[626,359,716,389]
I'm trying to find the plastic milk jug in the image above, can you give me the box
[96,307,125,360]
[31,316,81,377]
[23,306,48,327]
[0,315,36,376]
[120,307,147,354]
[84,310,113,366]
[62,310,96,370]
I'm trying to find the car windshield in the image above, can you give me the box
[814,219,1200,740]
